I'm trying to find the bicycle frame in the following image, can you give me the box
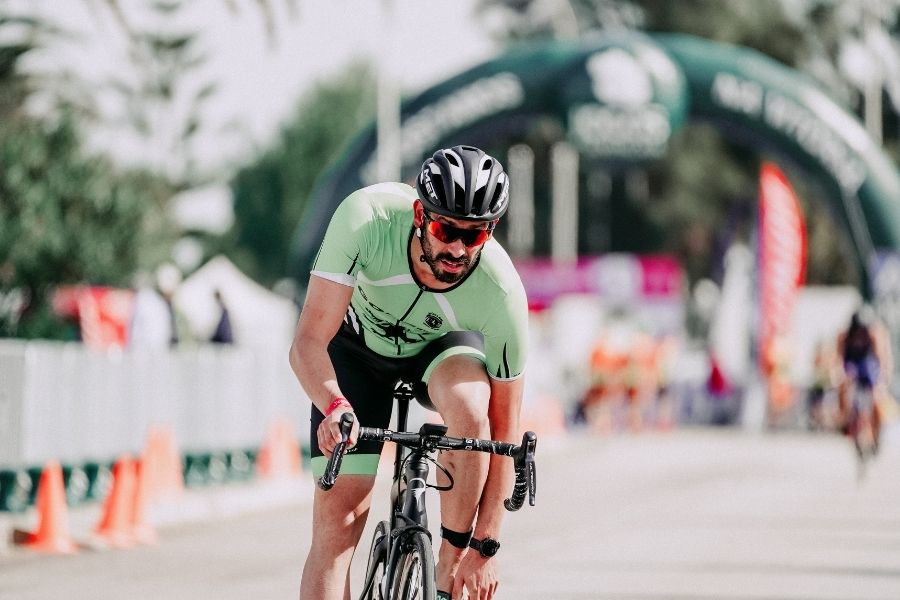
[319,386,537,600]
[364,396,441,599]
[365,443,436,598]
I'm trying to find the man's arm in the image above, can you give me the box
[450,376,524,599]
[288,275,356,451]
[475,376,525,539]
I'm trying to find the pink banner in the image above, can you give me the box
[514,254,682,310]
[758,162,807,346]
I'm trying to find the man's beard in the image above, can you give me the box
[421,234,474,284]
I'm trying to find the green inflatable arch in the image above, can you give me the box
[290,32,900,291]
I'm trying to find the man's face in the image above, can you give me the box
[418,209,494,284]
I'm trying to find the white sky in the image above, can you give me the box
[16,0,498,176]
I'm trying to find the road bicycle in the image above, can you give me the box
[847,380,877,481]
[319,383,537,600]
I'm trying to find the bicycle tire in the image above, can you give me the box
[390,531,436,600]
[360,521,389,600]
[849,385,876,482]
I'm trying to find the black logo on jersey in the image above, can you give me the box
[378,322,419,344]
[424,312,443,330]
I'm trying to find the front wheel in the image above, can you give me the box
[391,531,436,600]
[361,521,389,600]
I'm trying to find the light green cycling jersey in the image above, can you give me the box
[311,182,528,380]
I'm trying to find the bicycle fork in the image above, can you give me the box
[365,453,432,599]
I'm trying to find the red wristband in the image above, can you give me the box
[324,397,351,417]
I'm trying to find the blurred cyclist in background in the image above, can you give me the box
[836,306,894,451]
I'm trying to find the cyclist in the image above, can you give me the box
[289,145,528,600]
[836,306,894,451]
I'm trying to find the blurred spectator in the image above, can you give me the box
[805,338,840,431]
[128,272,173,348]
[654,335,679,430]
[577,336,628,433]
[156,263,192,347]
[707,354,730,397]
[576,318,678,433]
[623,333,658,432]
[209,289,234,344]
[761,335,797,428]
[707,352,739,425]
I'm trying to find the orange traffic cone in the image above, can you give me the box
[257,417,302,480]
[141,426,183,503]
[131,458,158,545]
[159,427,185,498]
[94,455,137,548]
[17,460,78,554]
[140,429,162,500]
[284,422,302,476]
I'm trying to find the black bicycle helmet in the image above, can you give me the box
[416,145,510,221]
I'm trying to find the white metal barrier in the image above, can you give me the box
[0,340,308,469]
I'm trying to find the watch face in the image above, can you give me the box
[480,538,500,557]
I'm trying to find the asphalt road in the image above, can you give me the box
[2,427,900,600]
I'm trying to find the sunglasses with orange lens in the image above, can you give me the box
[424,214,494,247]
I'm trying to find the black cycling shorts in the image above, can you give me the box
[309,322,485,476]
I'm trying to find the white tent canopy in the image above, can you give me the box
[173,256,298,349]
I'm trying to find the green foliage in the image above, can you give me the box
[0,13,57,119]
[636,0,803,64]
[227,62,376,285]
[0,115,176,338]
[0,1,301,339]
[109,2,217,188]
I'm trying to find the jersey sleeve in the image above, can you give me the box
[310,189,374,286]
[482,280,529,381]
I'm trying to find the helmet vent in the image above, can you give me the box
[446,153,460,166]
[454,183,466,210]
[473,187,487,211]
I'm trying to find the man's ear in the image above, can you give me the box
[412,200,425,228]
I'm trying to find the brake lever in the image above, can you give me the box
[318,412,354,491]
[521,431,537,506]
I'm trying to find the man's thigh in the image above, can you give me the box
[410,330,487,412]
[425,354,491,419]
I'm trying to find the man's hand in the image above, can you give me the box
[452,552,498,600]
[317,407,359,456]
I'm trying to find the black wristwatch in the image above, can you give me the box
[469,536,500,558]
